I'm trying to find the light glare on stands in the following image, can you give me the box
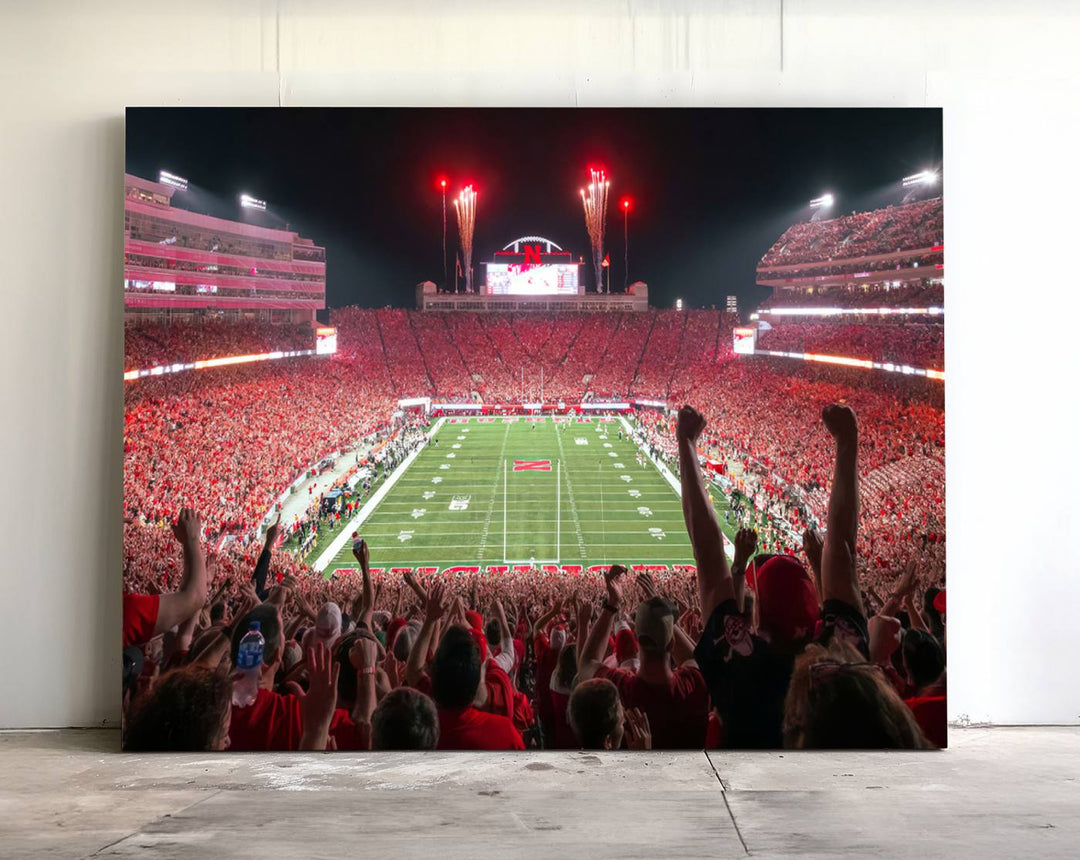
[750,348,944,381]
[810,193,834,209]
[158,170,188,190]
[124,348,320,381]
[240,193,267,211]
[676,298,683,310]
[902,170,939,187]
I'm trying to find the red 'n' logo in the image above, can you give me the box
[513,460,551,471]
[523,244,542,265]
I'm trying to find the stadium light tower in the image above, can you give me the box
[158,170,187,191]
[240,193,267,211]
[438,177,448,290]
[621,197,631,291]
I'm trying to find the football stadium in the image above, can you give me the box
[121,110,946,753]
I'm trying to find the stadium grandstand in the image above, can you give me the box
[123,192,945,753]
[123,173,328,378]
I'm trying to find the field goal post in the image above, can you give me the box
[502,456,560,566]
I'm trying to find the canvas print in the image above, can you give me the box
[122,109,945,751]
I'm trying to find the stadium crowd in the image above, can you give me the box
[124,320,313,371]
[757,322,944,368]
[122,402,946,753]
[757,280,944,311]
[759,198,943,267]
[757,251,944,281]
[124,360,398,538]
[328,308,736,403]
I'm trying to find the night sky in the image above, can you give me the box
[126,108,942,312]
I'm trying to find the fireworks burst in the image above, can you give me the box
[454,185,477,293]
[580,168,610,293]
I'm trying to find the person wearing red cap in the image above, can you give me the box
[678,404,872,749]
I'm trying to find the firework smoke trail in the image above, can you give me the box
[454,185,477,292]
[579,169,610,292]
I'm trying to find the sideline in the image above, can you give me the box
[312,417,446,572]
[620,415,735,560]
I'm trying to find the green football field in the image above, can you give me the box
[315,415,734,578]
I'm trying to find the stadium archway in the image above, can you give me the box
[501,236,565,253]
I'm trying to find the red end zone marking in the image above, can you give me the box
[513,460,552,471]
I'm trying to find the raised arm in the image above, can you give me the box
[671,623,699,668]
[349,636,380,727]
[531,600,563,641]
[904,592,929,632]
[731,528,758,613]
[352,538,374,630]
[405,581,447,687]
[879,560,918,618]
[299,643,340,751]
[820,405,863,612]
[578,565,625,681]
[251,519,280,601]
[402,570,429,604]
[676,406,734,620]
[802,527,825,605]
[155,509,209,635]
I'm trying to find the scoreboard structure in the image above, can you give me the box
[483,236,583,297]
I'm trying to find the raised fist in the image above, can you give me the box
[822,404,858,443]
[676,405,706,443]
[352,537,369,567]
[734,528,758,561]
[171,508,202,548]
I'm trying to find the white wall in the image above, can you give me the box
[2,0,1078,727]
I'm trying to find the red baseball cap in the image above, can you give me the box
[470,628,489,662]
[614,628,639,663]
[755,556,818,650]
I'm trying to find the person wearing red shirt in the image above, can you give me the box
[123,508,208,648]
[901,628,947,748]
[228,604,341,751]
[431,625,525,750]
[403,581,524,750]
[579,566,709,750]
[530,602,566,743]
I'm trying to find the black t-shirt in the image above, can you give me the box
[693,598,869,749]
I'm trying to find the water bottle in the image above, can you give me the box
[232,621,265,707]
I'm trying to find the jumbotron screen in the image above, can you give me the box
[485,263,580,296]
[733,327,757,355]
[315,326,338,355]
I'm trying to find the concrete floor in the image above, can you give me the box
[1,728,1077,859]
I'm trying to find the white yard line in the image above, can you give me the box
[312,418,446,572]
[555,421,588,558]
[476,421,511,561]
[619,415,734,560]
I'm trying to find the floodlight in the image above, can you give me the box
[159,170,188,190]
[903,170,939,188]
[240,193,267,211]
